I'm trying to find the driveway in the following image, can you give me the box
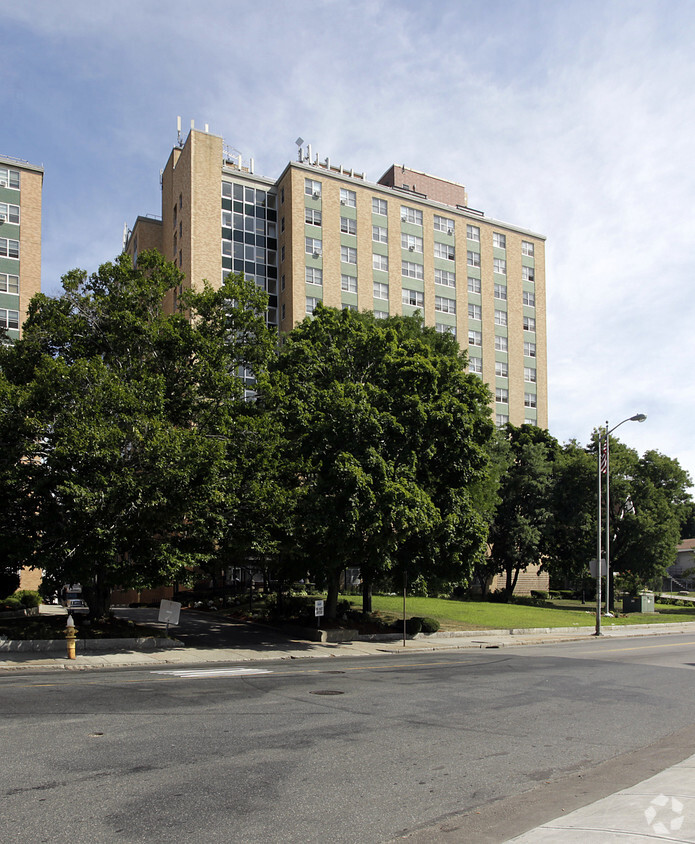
[111,606,302,650]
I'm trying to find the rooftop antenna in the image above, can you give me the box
[177,116,182,147]
[295,136,304,162]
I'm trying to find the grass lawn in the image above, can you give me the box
[344,595,695,631]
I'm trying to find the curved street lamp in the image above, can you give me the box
[595,413,647,636]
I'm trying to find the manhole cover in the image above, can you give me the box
[310,690,344,696]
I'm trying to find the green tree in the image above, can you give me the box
[262,306,494,618]
[488,424,558,598]
[0,252,274,615]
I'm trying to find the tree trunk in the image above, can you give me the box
[83,569,111,618]
[325,569,341,619]
[362,577,372,614]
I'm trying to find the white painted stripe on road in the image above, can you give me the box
[152,668,272,679]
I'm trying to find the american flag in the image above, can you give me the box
[600,437,608,474]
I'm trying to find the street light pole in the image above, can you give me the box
[596,413,647,635]
[596,429,603,636]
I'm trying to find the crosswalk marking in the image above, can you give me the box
[152,667,272,679]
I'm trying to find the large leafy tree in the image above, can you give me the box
[0,252,274,615]
[262,306,494,618]
[488,424,558,598]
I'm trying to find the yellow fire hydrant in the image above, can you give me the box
[65,614,76,660]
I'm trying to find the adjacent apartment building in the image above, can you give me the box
[125,125,546,427]
[0,153,43,341]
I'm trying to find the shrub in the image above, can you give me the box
[530,590,548,600]
[405,616,423,635]
[420,617,440,634]
[0,595,23,611]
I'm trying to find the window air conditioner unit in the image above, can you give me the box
[408,245,415,251]
[0,214,5,222]
[313,251,320,258]
[448,229,454,235]
[401,216,407,222]
[0,181,6,187]
[340,199,345,205]
[313,192,320,199]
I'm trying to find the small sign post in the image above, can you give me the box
[314,599,324,629]
[158,599,181,637]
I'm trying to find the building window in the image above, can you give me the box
[0,273,19,294]
[467,224,480,241]
[0,309,19,330]
[467,251,480,268]
[496,413,509,427]
[524,367,537,383]
[523,316,536,332]
[341,274,357,293]
[401,233,423,252]
[0,167,20,189]
[493,232,506,249]
[494,309,507,326]
[342,303,358,312]
[281,303,286,320]
[496,360,508,377]
[496,388,509,404]
[494,283,507,300]
[340,217,357,235]
[524,341,536,357]
[524,393,537,408]
[0,238,19,259]
[468,330,482,347]
[401,261,424,279]
[493,258,506,275]
[281,274,286,291]
[305,178,321,197]
[372,225,387,243]
[437,323,457,337]
[373,281,389,300]
[495,335,508,352]
[305,267,323,285]
[522,266,535,283]
[434,215,455,234]
[468,303,481,320]
[435,296,456,314]
[0,204,20,224]
[340,188,357,207]
[373,254,389,272]
[341,245,357,264]
[305,208,322,226]
[374,309,388,319]
[305,237,322,256]
[281,245,285,262]
[372,197,388,215]
[306,296,320,314]
[281,187,285,204]
[523,291,536,307]
[402,288,424,307]
[434,242,455,261]
[468,276,481,294]
[522,241,534,256]
[435,269,455,287]
[401,206,423,225]
[469,356,482,373]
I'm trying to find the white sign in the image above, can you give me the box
[158,599,181,626]
[314,600,324,617]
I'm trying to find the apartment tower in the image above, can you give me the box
[125,126,546,427]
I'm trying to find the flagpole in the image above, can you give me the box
[595,428,603,636]
[605,420,611,616]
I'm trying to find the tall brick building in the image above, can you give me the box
[0,153,43,342]
[125,125,547,428]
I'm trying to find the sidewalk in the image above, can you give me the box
[504,752,695,842]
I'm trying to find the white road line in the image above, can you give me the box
[152,668,272,679]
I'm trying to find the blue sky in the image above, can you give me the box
[3,0,695,486]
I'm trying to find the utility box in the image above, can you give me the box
[623,592,655,613]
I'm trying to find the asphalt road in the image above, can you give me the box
[2,635,695,844]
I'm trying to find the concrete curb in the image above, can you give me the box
[0,636,180,653]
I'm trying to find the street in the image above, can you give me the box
[2,635,695,843]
